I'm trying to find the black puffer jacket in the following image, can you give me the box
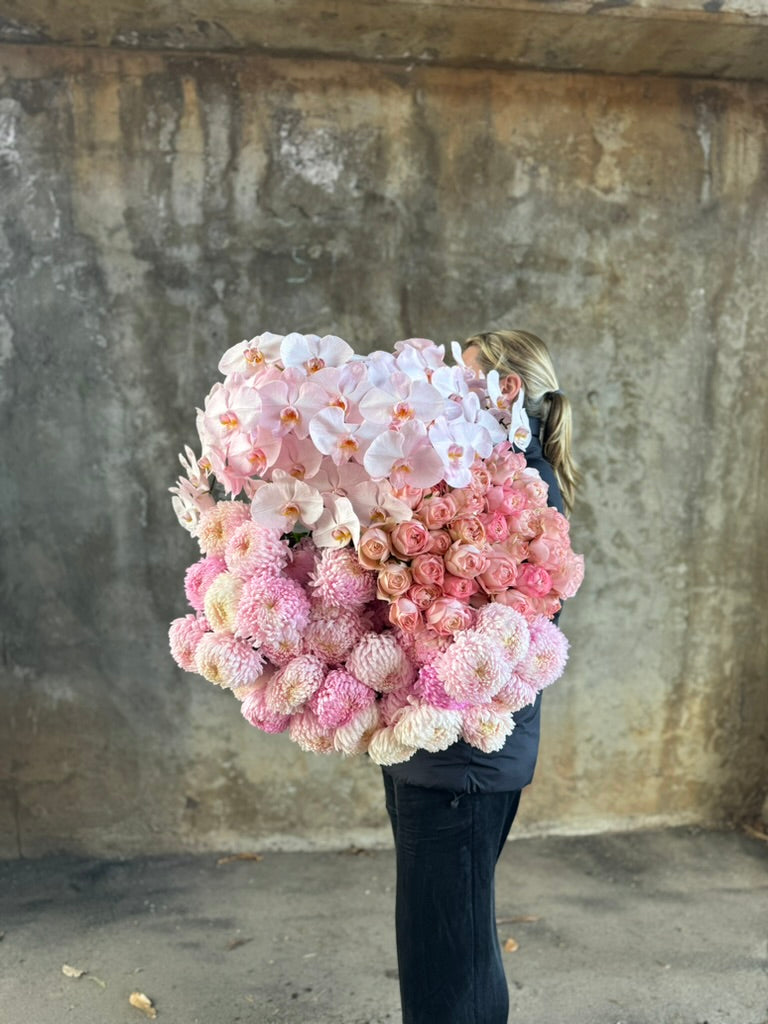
[381,418,564,793]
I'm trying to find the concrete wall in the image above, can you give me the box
[1,38,767,857]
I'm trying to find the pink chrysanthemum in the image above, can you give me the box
[475,603,531,669]
[460,705,515,753]
[266,655,327,715]
[367,725,417,766]
[235,575,311,643]
[346,632,415,693]
[333,703,381,757]
[169,613,209,671]
[492,674,538,713]
[378,686,413,727]
[310,547,377,609]
[393,702,463,753]
[203,572,244,633]
[435,631,508,705]
[260,625,304,665]
[194,632,265,688]
[197,501,251,556]
[413,664,467,711]
[309,669,376,730]
[394,625,451,667]
[224,520,291,579]
[304,605,366,664]
[184,556,227,612]
[289,707,335,754]
[240,685,291,734]
[284,537,319,589]
[516,615,569,690]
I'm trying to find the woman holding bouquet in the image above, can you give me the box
[381,329,579,1024]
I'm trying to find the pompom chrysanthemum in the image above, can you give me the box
[333,703,381,757]
[241,685,291,733]
[197,501,251,556]
[435,631,508,704]
[224,520,291,579]
[284,536,319,589]
[310,547,377,608]
[516,615,569,690]
[378,686,412,727]
[393,702,463,753]
[184,555,227,612]
[475,603,530,668]
[413,664,467,710]
[491,675,537,713]
[266,655,327,715]
[309,669,376,730]
[346,632,415,693]
[460,705,515,752]
[260,625,304,665]
[169,613,209,671]
[203,572,244,633]
[235,575,310,643]
[367,725,417,766]
[194,632,265,688]
[289,707,335,754]
[304,605,366,664]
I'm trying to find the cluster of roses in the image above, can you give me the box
[168,332,583,763]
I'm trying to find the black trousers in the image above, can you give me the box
[382,770,522,1024]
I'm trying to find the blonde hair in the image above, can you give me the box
[462,329,580,515]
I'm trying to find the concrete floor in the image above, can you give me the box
[0,826,766,1024]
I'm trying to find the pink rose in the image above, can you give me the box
[478,552,518,594]
[428,530,453,556]
[469,464,492,491]
[448,515,487,546]
[442,574,479,601]
[425,597,475,636]
[415,494,458,530]
[358,526,392,570]
[389,597,423,632]
[408,583,443,610]
[390,519,432,558]
[512,470,549,507]
[536,506,570,540]
[479,511,509,544]
[494,588,536,621]
[453,488,486,515]
[444,542,490,580]
[504,533,530,562]
[549,552,584,599]
[411,553,445,587]
[486,486,527,516]
[505,509,539,539]
[514,563,553,598]
[377,561,413,599]
[486,446,527,485]
[391,484,424,510]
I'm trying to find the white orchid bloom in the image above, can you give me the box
[280,333,354,373]
[508,390,532,450]
[218,333,284,378]
[249,470,323,531]
[169,476,215,534]
[313,494,361,548]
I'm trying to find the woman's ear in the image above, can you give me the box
[501,372,522,401]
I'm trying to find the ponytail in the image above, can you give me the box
[462,330,581,516]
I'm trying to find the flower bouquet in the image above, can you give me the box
[169,333,584,765]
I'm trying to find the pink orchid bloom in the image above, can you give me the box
[364,350,399,388]
[311,362,371,420]
[309,406,378,466]
[270,433,325,480]
[359,371,443,429]
[177,444,210,489]
[313,495,361,548]
[280,332,354,374]
[249,469,324,531]
[199,379,262,445]
[257,368,327,438]
[307,463,410,527]
[218,333,284,378]
[225,428,282,482]
[169,476,215,534]
[364,421,445,489]
[428,417,493,488]
[459,391,508,445]
[393,339,446,380]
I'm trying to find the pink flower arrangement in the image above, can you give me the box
[168,332,583,762]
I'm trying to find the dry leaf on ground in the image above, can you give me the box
[496,914,540,925]
[216,853,263,865]
[129,991,157,1018]
[503,938,519,953]
[62,964,85,978]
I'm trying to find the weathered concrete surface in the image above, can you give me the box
[0,44,767,857]
[0,827,767,1023]
[1,0,768,81]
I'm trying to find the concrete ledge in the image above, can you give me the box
[1,0,768,80]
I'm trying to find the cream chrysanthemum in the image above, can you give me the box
[289,708,335,754]
[266,655,327,715]
[367,725,417,766]
[333,703,381,757]
[393,703,463,753]
[346,632,415,693]
[203,572,244,633]
[194,632,265,688]
[197,501,251,556]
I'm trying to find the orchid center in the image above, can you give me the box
[330,396,348,411]
[289,464,306,479]
[332,527,352,544]
[339,437,360,454]
[393,461,412,476]
[244,347,264,366]
[448,444,464,463]
[281,502,300,520]
[280,406,300,426]
[306,357,325,373]
[219,411,239,431]
[248,448,268,474]
[370,507,387,524]
[393,402,414,423]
